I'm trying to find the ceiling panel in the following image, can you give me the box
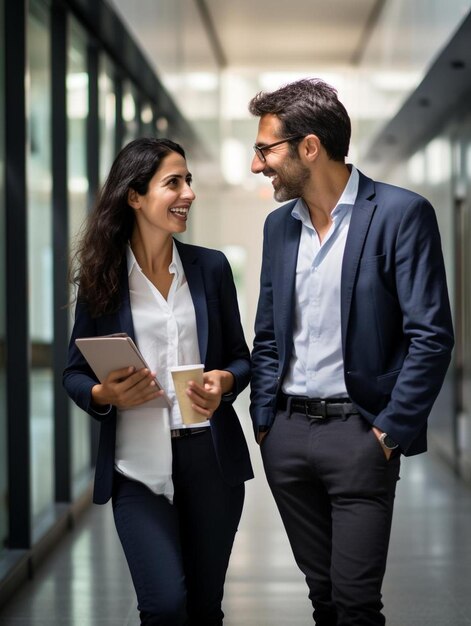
[109,0,383,71]
[203,0,380,68]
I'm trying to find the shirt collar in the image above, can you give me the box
[126,240,182,281]
[291,164,359,223]
[333,164,359,213]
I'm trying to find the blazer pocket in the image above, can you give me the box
[376,369,401,393]
[360,253,386,266]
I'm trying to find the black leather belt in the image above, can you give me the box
[171,427,210,439]
[281,394,359,419]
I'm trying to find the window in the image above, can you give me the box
[122,80,139,146]
[67,16,91,495]
[99,54,117,185]
[0,0,8,553]
[27,0,54,524]
[140,100,154,137]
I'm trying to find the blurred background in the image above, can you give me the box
[1,1,471,623]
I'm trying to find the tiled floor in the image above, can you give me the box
[1,423,471,625]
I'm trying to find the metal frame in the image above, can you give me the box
[5,0,31,549]
[51,0,71,503]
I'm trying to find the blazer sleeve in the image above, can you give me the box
[249,218,280,435]
[372,196,454,452]
[62,298,116,422]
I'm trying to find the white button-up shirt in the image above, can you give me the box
[114,242,207,502]
[282,166,359,399]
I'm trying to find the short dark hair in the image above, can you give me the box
[249,78,351,161]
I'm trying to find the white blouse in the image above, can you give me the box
[114,243,207,502]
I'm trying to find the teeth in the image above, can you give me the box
[170,207,189,215]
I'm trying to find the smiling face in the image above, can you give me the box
[129,151,195,236]
[251,114,310,202]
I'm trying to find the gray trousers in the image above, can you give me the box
[261,408,401,626]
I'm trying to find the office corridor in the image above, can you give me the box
[1,397,471,626]
[2,1,471,625]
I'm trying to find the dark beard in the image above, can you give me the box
[273,161,310,202]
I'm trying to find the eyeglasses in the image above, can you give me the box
[253,135,304,163]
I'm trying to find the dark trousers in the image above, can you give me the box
[261,408,401,626]
[112,430,244,626]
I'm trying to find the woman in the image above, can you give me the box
[63,137,253,625]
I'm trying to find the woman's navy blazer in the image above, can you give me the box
[64,239,254,504]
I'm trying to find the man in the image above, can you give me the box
[249,78,454,626]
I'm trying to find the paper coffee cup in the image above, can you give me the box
[170,364,205,425]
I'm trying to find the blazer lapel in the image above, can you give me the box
[282,213,302,337]
[175,240,208,364]
[341,172,376,353]
[118,264,136,340]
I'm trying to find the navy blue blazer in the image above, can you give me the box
[250,170,454,456]
[64,239,254,504]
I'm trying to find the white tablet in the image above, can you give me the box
[75,333,170,405]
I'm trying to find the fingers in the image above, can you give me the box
[106,366,151,386]
[103,368,162,408]
[118,368,154,392]
[257,431,268,445]
[186,381,221,418]
[106,366,138,383]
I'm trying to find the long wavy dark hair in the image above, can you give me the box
[71,137,186,317]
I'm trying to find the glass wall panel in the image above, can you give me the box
[122,80,139,146]
[98,53,116,185]
[67,17,91,495]
[27,0,54,523]
[140,99,154,137]
[0,0,8,553]
[454,121,471,480]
